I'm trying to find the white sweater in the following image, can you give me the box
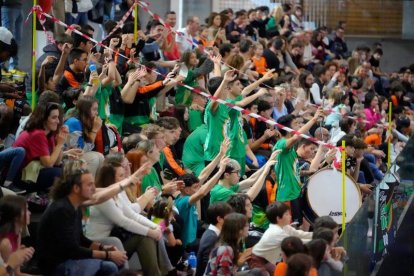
[252,224,312,264]
[86,191,158,239]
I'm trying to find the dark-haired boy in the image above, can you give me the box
[175,141,229,247]
[195,202,233,276]
[273,109,325,225]
[251,202,312,274]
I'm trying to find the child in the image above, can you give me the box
[250,202,312,275]
[151,196,182,247]
[204,213,251,276]
[274,236,317,276]
[0,195,33,275]
[251,42,268,76]
[196,202,233,276]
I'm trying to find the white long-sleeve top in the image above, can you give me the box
[252,224,312,264]
[86,191,158,239]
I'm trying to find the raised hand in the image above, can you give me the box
[261,69,276,81]
[219,138,230,156]
[109,37,120,49]
[223,70,237,82]
[219,156,231,171]
[41,56,57,67]
[56,126,69,146]
[269,149,282,160]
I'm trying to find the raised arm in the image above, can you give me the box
[246,157,277,200]
[38,56,57,92]
[210,70,236,113]
[285,108,325,149]
[120,67,147,104]
[189,157,230,205]
[236,88,268,107]
[83,162,152,206]
[52,43,71,84]
[198,139,230,184]
[241,69,275,96]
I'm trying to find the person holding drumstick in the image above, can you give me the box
[272,108,326,228]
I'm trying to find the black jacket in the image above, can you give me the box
[37,197,93,274]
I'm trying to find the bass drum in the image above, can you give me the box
[301,168,362,225]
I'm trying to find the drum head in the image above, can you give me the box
[306,169,362,224]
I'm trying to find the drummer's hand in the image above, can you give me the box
[359,184,373,195]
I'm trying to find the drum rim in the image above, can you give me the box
[305,167,363,223]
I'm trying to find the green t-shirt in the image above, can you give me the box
[188,109,204,132]
[227,98,247,159]
[204,98,241,161]
[273,138,301,201]
[141,167,162,192]
[95,84,113,121]
[210,183,240,204]
[182,125,207,177]
[175,70,197,106]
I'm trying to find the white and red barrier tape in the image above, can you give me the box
[28,5,340,150]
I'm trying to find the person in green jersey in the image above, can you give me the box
[188,90,207,132]
[204,69,275,176]
[272,108,325,226]
[182,124,208,176]
[210,150,280,204]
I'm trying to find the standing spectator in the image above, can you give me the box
[176,16,200,54]
[1,0,23,72]
[164,11,181,61]
[64,0,93,26]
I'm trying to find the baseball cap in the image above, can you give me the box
[0,27,13,45]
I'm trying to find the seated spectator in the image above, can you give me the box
[274,236,317,276]
[37,158,149,275]
[65,96,105,176]
[86,159,164,276]
[204,213,251,275]
[0,147,25,193]
[0,195,33,275]
[250,202,312,274]
[196,202,233,276]
[13,102,66,192]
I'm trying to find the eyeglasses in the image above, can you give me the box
[230,170,240,176]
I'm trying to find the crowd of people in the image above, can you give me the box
[0,0,413,275]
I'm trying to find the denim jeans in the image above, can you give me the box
[0,147,25,182]
[53,259,118,276]
[65,12,89,26]
[1,6,23,69]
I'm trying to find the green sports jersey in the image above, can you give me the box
[175,70,197,106]
[188,109,204,132]
[141,167,163,192]
[182,125,207,176]
[227,98,247,159]
[210,183,240,204]
[273,138,301,202]
[95,83,113,121]
[204,100,232,161]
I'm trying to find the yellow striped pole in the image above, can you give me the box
[31,0,37,110]
[134,1,138,42]
[387,102,393,169]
